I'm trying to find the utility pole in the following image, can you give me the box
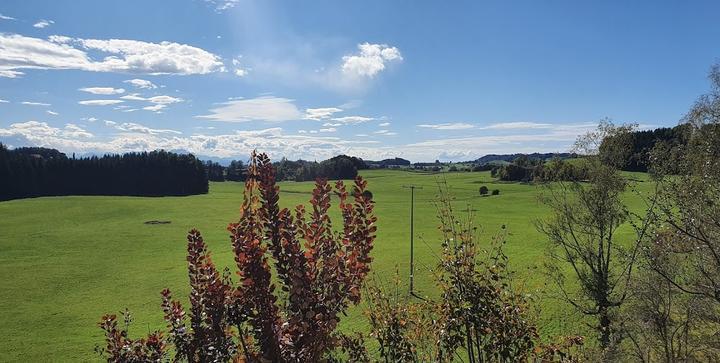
[402,184,423,295]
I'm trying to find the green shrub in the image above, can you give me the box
[479,186,489,195]
[492,189,500,195]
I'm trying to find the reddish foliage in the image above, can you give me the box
[98,151,376,362]
[97,313,166,362]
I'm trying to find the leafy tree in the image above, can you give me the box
[97,152,377,362]
[634,63,720,359]
[491,189,500,196]
[537,122,648,351]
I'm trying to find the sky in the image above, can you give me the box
[0,0,719,162]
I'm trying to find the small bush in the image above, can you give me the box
[448,165,458,172]
[492,189,500,195]
[479,186,489,195]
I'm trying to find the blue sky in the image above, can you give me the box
[0,0,718,162]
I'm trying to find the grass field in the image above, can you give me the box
[0,169,653,361]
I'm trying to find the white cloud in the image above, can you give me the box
[82,117,98,122]
[0,99,9,103]
[79,99,124,106]
[21,101,50,106]
[378,122,390,127]
[118,93,182,112]
[63,123,92,138]
[374,129,390,134]
[79,87,125,95]
[33,19,54,29]
[341,43,403,78]
[319,127,337,133]
[322,122,342,127]
[113,122,181,135]
[332,116,374,124]
[0,70,23,78]
[104,120,116,126]
[124,79,157,89]
[197,96,303,122]
[205,0,240,12]
[120,93,146,101]
[304,107,343,120]
[417,122,475,130]
[0,14,16,20]
[478,122,553,130]
[0,121,92,142]
[146,95,182,104]
[143,104,166,112]
[232,57,249,77]
[0,34,224,78]
[46,110,59,116]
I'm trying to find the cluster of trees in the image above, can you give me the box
[273,155,367,181]
[206,155,368,183]
[473,152,575,164]
[601,123,690,172]
[0,146,207,201]
[491,155,589,182]
[366,157,411,168]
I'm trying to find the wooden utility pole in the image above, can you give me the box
[402,184,423,295]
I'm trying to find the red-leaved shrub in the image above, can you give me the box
[98,151,376,362]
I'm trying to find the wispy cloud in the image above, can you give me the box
[204,0,240,12]
[304,107,343,120]
[0,14,16,20]
[112,122,182,135]
[197,96,303,122]
[478,122,553,130]
[33,19,54,28]
[332,116,374,124]
[79,99,124,106]
[79,87,125,95]
[21,101,50,106]
[417,123,475,130]
[232,57,249,77]
[123,79,157,89]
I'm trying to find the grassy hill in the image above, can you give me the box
[0,169,653,361]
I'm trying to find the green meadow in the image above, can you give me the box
[0,169,653,361]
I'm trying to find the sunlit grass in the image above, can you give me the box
[0,169,654,360]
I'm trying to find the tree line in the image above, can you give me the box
[205,154,368,182]
[0,146,208,201]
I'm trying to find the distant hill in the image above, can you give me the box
[366,157,411,168]
[474,152,575,165]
